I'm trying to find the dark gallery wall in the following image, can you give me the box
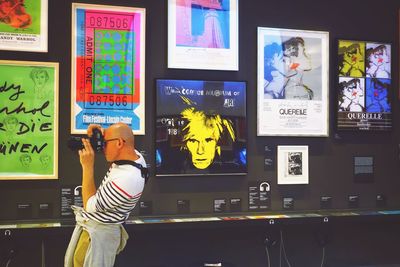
[1,0,400,266]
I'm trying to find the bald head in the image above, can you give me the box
[107,123,135,147]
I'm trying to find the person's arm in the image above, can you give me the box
[79,138,96,210]
[89,171,144,213]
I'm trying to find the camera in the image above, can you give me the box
[67,128,104,153]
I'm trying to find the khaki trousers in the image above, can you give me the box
[73,230,90,267]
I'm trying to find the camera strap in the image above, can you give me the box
[114,160,149,184]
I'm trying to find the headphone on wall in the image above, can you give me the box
[259,182,270,192]
[74,185,82,196]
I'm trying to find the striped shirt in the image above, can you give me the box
[82,152,146,224]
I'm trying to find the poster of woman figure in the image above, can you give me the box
[257,27,329,136]
[168,0,238,70]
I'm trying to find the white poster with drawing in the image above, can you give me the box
[257,27,329,136]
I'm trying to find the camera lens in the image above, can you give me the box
[67,136,84,151]
[67,128,104,153]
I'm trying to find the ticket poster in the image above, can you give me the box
[71,3,145,134]
[0,0,48,52]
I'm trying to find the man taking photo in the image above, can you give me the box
[65,122,147,267]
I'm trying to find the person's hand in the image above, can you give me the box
[87,124,104,137]
[79,138,95,169]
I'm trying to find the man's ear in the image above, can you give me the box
[117,138,124,148]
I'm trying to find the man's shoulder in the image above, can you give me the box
[109,164,145,191]
[112,163,142,173]
[134,150,147,167]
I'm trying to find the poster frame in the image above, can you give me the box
[0,60,59,180]
[257,27,329,137]
[337,39,392,131]
[70,3,146,134]
[168,0,239,71]
[155,79,247,176]
[277,145,309,185]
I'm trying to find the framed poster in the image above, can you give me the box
[156,79,246,176]
[257,27,329,136]
[277,146,308,185]
[0,0,48,52]
[168,0,238,70]
[0,60,59,180]
[71,3,146,134]
[337,40,392,131]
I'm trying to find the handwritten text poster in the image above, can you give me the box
[0,60,58,180]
